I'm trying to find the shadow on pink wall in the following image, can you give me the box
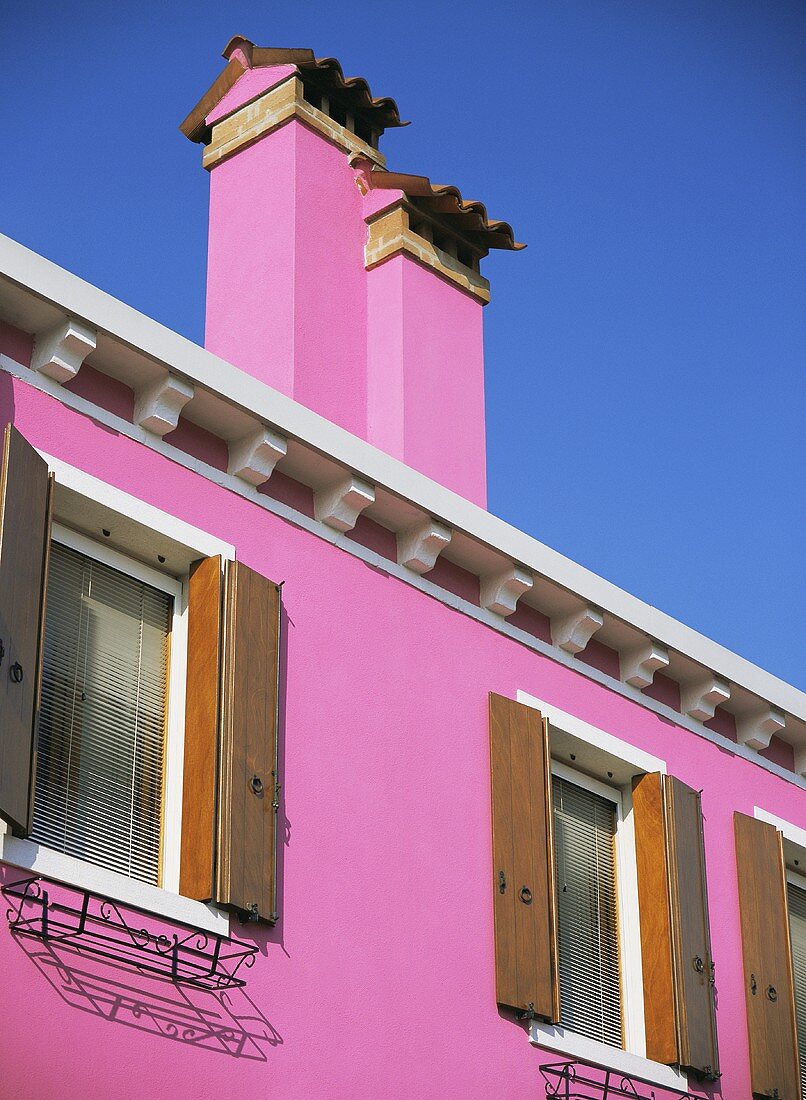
[7,931,283,1061]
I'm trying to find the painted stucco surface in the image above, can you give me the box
[1,368,804,1099]
[366,253,487,506]
[204,76,488,506]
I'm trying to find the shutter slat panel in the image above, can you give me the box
[666,778,718,1076]
[489,693,558,1019]
[553,775,622,1047]
[0,425,53,835]
[216,561,280,921]
[31,542,171,885]
[633,773,719,1076]
[633,772,677,1064]
[179,556,222,900]
[735,812,800,1099]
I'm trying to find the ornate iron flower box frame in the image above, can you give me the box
[540,1061,694,1100]
[2,876,257,990]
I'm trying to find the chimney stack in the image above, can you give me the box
[182,37,524,507]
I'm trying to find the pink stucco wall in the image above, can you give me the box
[205,118,368,440]
[366,254,487,505]
[203,65,489,505]
[1,363,804,1099]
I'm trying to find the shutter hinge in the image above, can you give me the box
[272,771,281,812]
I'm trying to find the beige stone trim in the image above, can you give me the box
[202,75,387,171]
[365,206,491,303]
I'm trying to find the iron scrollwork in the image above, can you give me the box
[540,1060,694,1100]
[2,876,258,990]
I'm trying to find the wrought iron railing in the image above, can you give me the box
[540,1061,694,1100]
[2,875,257,989]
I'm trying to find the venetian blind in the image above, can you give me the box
[31,541,171,886]
[552,774,623,1047]
[787,881,806,1099]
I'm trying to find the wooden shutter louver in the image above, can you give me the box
[632,773,719,1078]
[489,692,559,1020]
[734,812,800,1099]
[180,557,281,923]
[0,424,53,836]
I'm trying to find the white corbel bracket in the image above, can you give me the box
[228,426,287,486]
[314,474,375,532]
[134,374,195,437]
[397,519,452,574]
[622,640,670,690]
[681,675,731,723]
[794,747,806,780]
[737,706,786,751]
[552,606,604,655]
[31,318,97,383]
[480,565,533,617]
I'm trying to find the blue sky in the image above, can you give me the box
[1,2,804,687]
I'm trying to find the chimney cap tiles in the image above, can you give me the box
[181,37,408,146]
[353,160,525,253]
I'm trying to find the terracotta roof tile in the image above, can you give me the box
[182,37,407,145]
[364,168,525,252]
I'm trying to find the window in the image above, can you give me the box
[490,691,714,1089]
[0,429,282,933]
[552,770,623,1047]
[30,535,176,886]
[788,877,806,1099]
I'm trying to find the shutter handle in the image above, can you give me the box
[519,886,533,905]
[693,955,705,974]
[250,775,264,796]
[767,985,778,1002]
[9,662,23,684]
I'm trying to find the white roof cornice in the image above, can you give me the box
[1,230,804,762]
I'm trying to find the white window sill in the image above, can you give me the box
[529,1022,688,1091]
[0,835,230,937]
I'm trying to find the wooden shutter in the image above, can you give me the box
[179,556,223,900]
[734,812,800,1099]
[632,773,719,1078]
[180,558,281,922]
[489,692,559,1020]
[0,424,53,836]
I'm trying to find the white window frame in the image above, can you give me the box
[518,690,688,1092]
[0,456,234,934]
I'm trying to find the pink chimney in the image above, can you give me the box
[182,38,524,507]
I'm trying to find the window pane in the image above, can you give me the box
[552,774,623,1047]
[788,881,806,1100]
[31,541,171,886]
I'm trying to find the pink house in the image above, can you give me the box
[0,37,804,1099]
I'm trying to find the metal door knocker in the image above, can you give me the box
[9,662,23,683]
[520,886,533,905]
